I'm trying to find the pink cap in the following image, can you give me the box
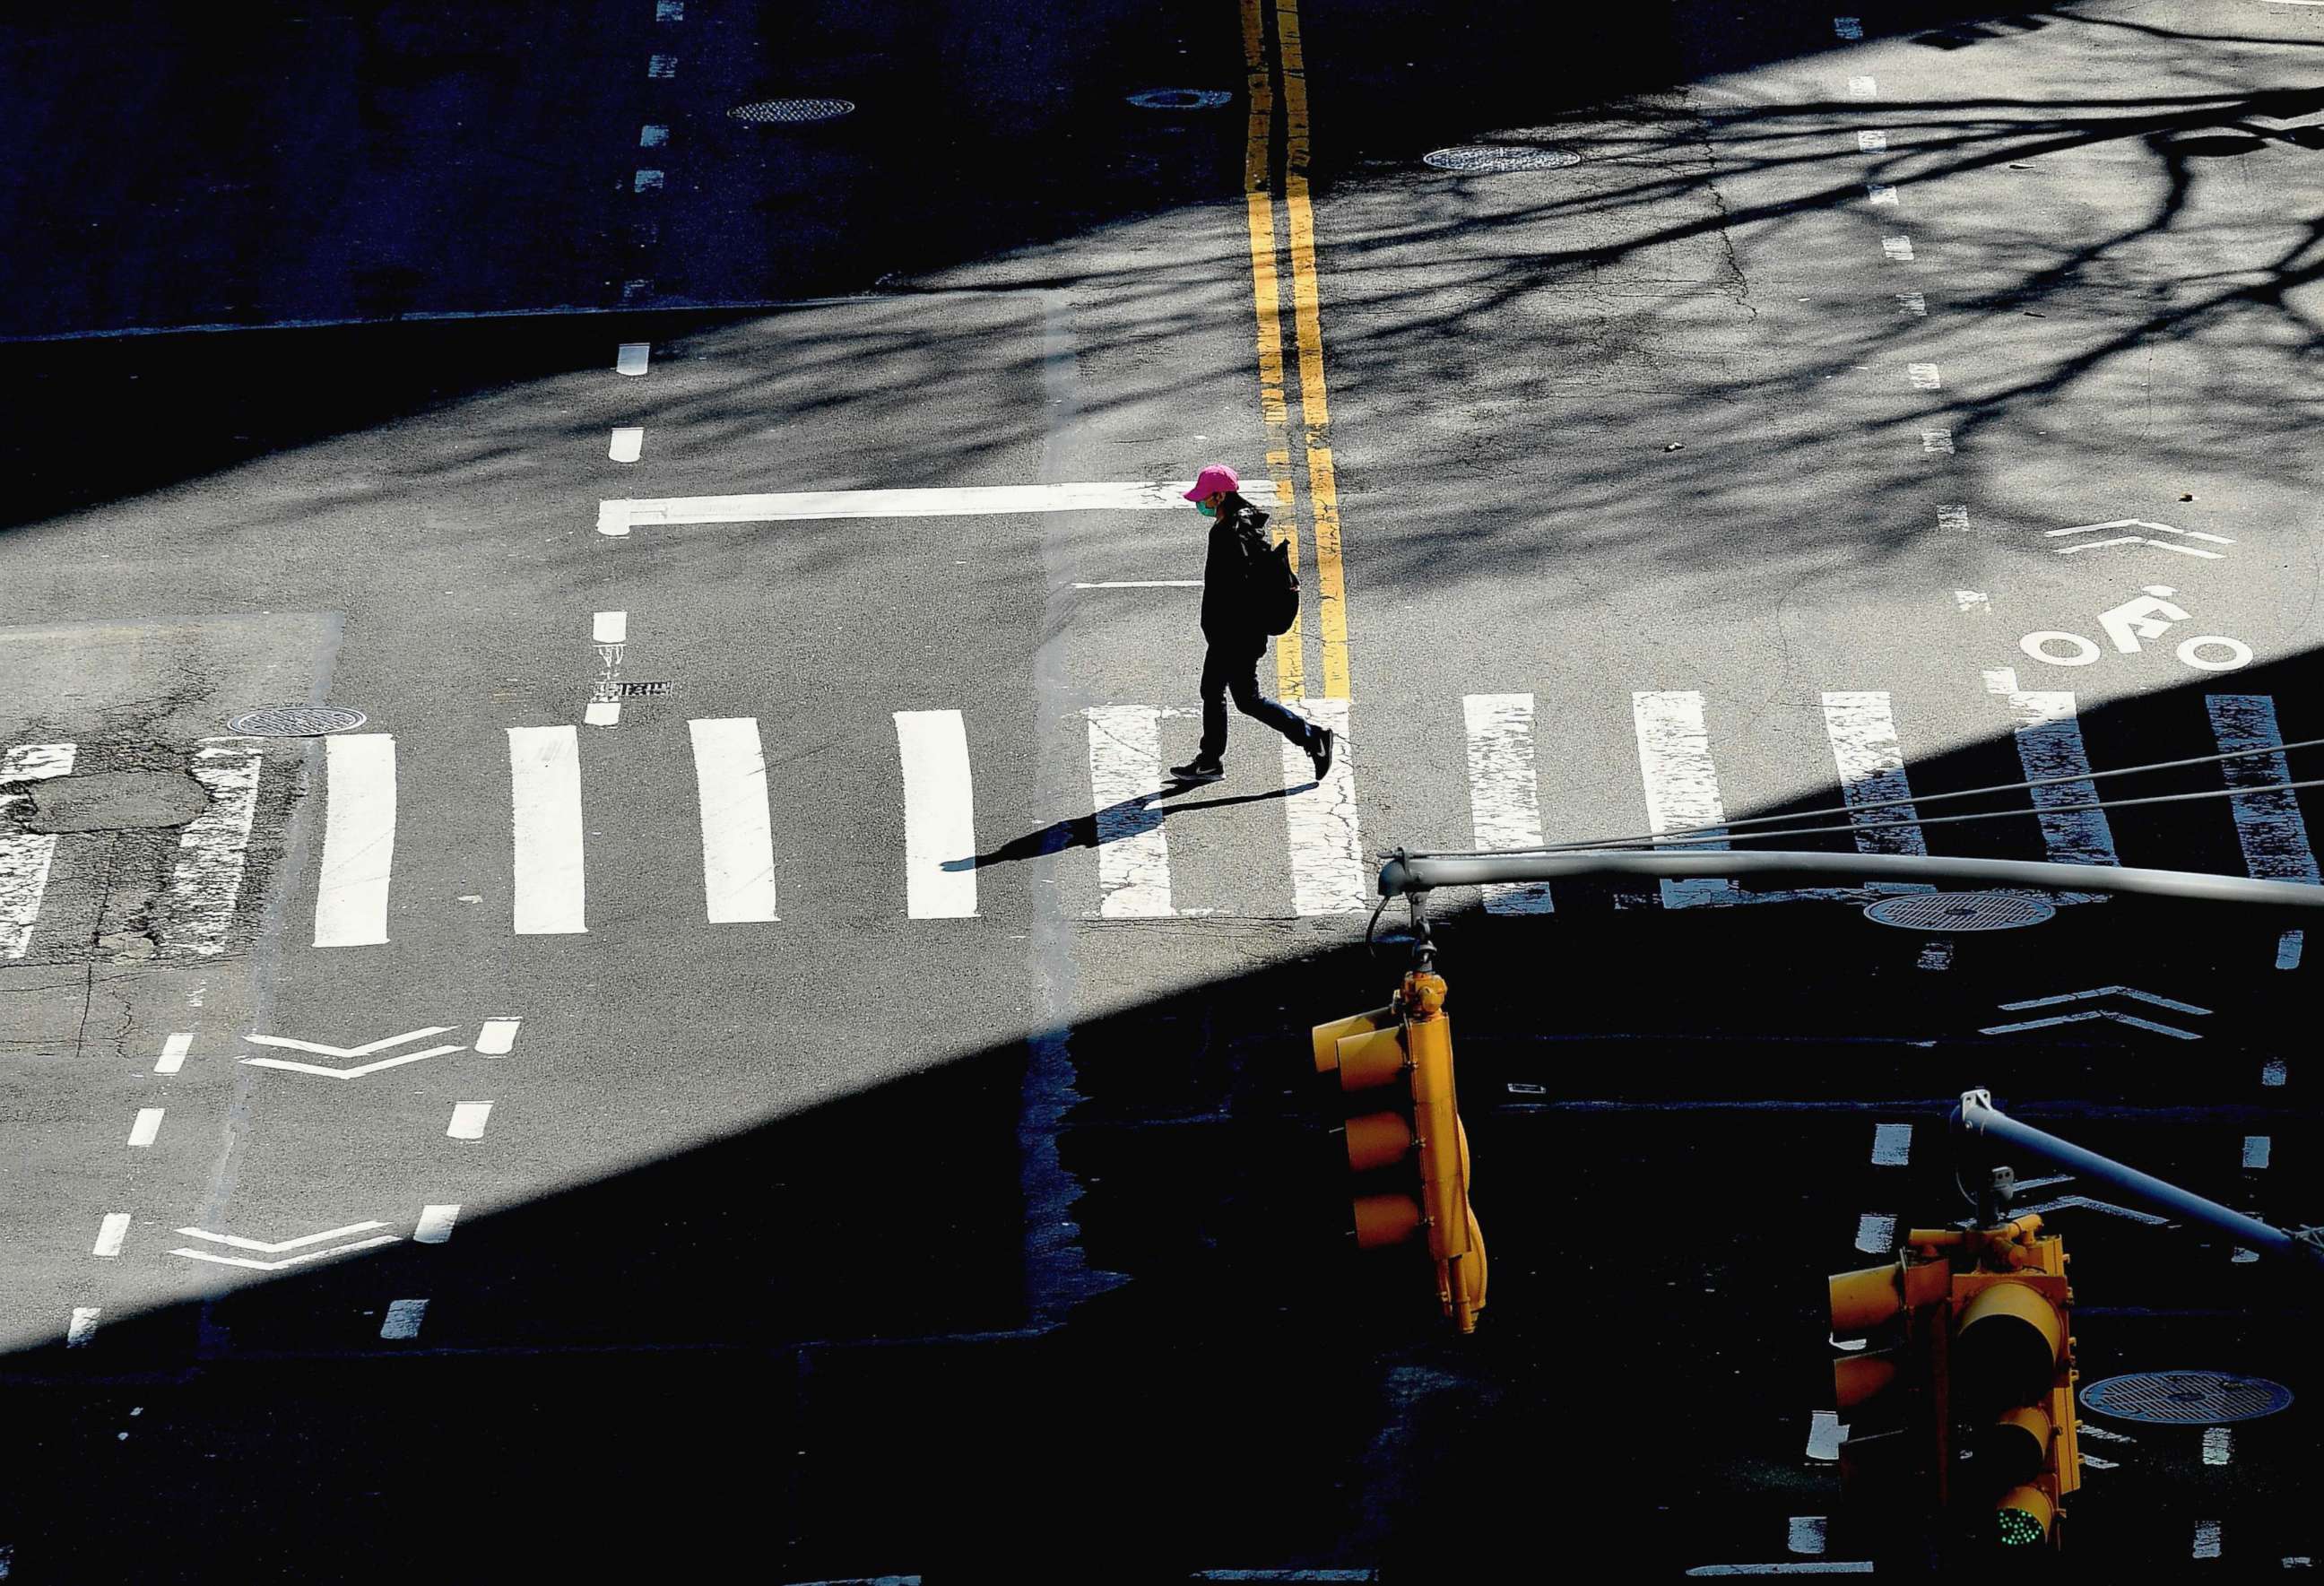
[1184,463,1239,501]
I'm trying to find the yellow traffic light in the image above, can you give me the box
[1312,970,1486,1332]
[1825,1252,1952,1521]
[1945,1220,2078,1550]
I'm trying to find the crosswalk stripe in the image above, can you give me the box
[689,717,779,923]
[1461,694,1553,914]
[314,733,397,947]
[1820,692,1933,866]
[162,739,264,955]
[1283,698,1366,914]
[507,726,587,934]
[1631,690,1742,908]
[897,710,978,919]
[0,742,74,958]
[2206,695,2320,885]
[1086,706,1174,919]
[2002,691,2119,884]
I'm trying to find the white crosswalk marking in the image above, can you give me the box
[163,739,264,955]
[689,718,779,923]
[1461,694,1552,914]
[896,709,978,919]
[507,726,587,934]
[1820,692,1932,868]
[1283,698,1366,915]
[2207,695,2320,885]
[315,733,396,947]
[2003,691,2119,890]
[1630,690,1741,908]
[1086,706,1174,919]
[0,742,74,958]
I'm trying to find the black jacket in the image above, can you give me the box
[1199,493,1270,647]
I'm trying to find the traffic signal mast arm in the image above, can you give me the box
[1955,1089,2324,1273]
[1377,848,2324,911]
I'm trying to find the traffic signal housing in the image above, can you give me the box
[1941,1219,2080,1549]
[1826,1250,1953,1527]
[1312,969,1486,1332]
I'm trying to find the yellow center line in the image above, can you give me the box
[1242,0,1351,700]
[1240,0,1303,699]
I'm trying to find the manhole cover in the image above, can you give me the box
[2081,1372,2294,1426]
[727,98,855,125]
[1863,891,2055,932]
[226,706,369,738]
[1126,88,1233,109]
[1422,145,1581,174]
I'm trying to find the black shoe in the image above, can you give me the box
[1305,725,1335,780]
[1168,758,1226,784]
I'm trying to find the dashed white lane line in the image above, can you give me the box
[1854,1212,1896,1253]
[1866,183,1897,205]
[2279,931,2305,971]
[447,1103,494,1141]
[1882,235,1914,261]
[1895,290,1928,316]
[126,1108,163,1148]
[2193,1520,2223,1560]
[655,0,683,17]
[0,742,74,958]
[413,1203,462,1244]
[1858,130,1886,152]
[92,1213,130,1258]
[165,739,264,955]
[615,342,651,377]
[1846,76,1877,100]
[1938,504,1968,530]
[1982,666,2019,694]
[1921,429,1954,453]
[65,1306,101,1348]
[1871,1122,1912,1166]
[2204,1426,2233,1466]
[1955,591,1992,615]
[589,611,625,727]
[314,732,396,948]
[379,1299,429,1340]
[1788,1516,1828,1556]
[689,717,780,923]
[640,125,669,148]
[2263,1055,2289,1086]
[594,611,628,645]
[1283,698,1367,915]
[1834,15,1864,38]
[596,480,1284,536]
[2244,1135,2272,1169]
[1805,1409,1845,1462]
[1462,694,1554,915]
[647,54,677,78]
[155,1032,192,1075]
[508,726,587,934]
[896,710,979,919]
[476,1018,522,1055]
[1908,362,1941,389]
[610,426,644,463]
[632,169,665,193]
[1086,706,1174,919]
[1631,690,1741,909]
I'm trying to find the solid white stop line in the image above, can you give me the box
[598,479,1283,535]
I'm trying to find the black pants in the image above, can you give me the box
[1198,641,1312,762]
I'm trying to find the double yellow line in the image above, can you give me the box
[1241,0,1349,701]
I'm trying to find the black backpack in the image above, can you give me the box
[1233,514,1301,636]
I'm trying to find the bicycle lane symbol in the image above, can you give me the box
[2019,586,2253,672]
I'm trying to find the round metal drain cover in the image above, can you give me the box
[2081,1371,2293,1426]
[226,706,369,738]
[727,98,855,126]
[1126,88,1233,109]
[1423,145,1580,174]
[1863,891,2055,932]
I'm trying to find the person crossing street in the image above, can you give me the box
[1168,464,1334,786]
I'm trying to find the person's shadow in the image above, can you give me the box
[943,779,1316,871]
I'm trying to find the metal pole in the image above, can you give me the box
[1376,848,2324,911]
[1954,1089,2324,1271]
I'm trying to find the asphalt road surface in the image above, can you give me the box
[3,1,2321,1580]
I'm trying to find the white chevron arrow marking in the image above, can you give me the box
[240,1025,466,1078]
[1996,985,2211,1015]
[245,1026,456,1058]
[168,1220,400,1270]
[1981,1009,2204,1040]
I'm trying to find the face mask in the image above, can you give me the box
[1197,501,1218,517]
